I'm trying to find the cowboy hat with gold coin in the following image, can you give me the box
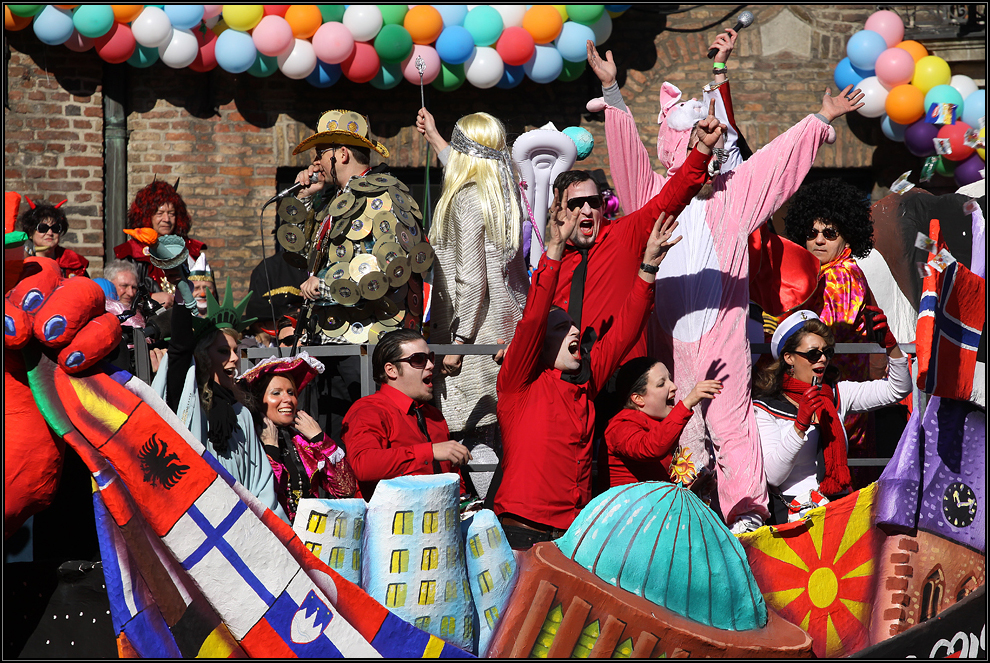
[292,109,390,158]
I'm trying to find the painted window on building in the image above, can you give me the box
[421,546,439,571]
[440,616,456,636]
[390,549,409,573]
[920,567,944,622]
[386,583,407,607]
[445,579,458,602]
[332,516,347,538]
[484,606,499,630]
[305,541,322,557]
[478,570,494,595]
[329,547,346,569]
[307,511,328,534]
[393,511,413,535]
[353,517,363,540]
[486,526,502,549]
[423,510,439,534]
[468,534,484,559]
[418,580,437,605]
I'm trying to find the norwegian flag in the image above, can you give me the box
[916,219,986,408]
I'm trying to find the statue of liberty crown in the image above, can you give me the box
[191,276,256,337]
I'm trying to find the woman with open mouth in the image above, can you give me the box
[753,308,910,525]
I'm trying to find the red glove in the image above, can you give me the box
[864,305,896,350]
[794,385,824,433]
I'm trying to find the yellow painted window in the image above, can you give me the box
[463,616,474,641]
[500,561,513,581]
[446,545,459,568]
[462,580,472,600]
[418,580,437,605]
[332,516,347,538]
[353,518,363,540]
[329,547,346,569]
[304,541,322,557]
[352,549,361,571]
[390,549,409,573]
[486,526,502,549]
[393,511,413,535]
[468,534,484,559]
[478,570,494,595]
[423,511,439,534]
[445,580,458,602]
[414,616,431,630]
[445,507,457,530]
[307,511,328,534]
[421,547,439,571]
[484,606,499,630]
[386,583,407,607]
[440,616,456,636]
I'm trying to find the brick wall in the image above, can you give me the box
[2,5,968,294]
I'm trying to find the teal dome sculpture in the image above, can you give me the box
[555,482,767,631]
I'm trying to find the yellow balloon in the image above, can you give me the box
[911,55,951,94]
[212,18,229,36]
[979,127,985,161]
[552,5,568,21]
[222,4,263,32]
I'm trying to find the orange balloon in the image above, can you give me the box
[111,5,145,24]
[284,4,321,39]
[895,40,928,63]
[885,84,925,125]
[523,5,563,44]
[5,6,33,30]
[404,5,443,45]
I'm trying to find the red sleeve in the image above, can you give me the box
[607,402,693,462]
[341,402,435,483]
[590,275,655,392]
[618,147,711,248]
[497,257,562,395]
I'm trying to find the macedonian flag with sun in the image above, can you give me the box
[737,484,881,658]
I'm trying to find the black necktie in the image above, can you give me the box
[411,404,443,474]
[567,246,589,330]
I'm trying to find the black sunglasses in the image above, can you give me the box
[807,227,840,241]
[565,195,603,211]
[37,222,66,234]
[792,347,835,363]
[394,351,435,369]
[278,334,296,346]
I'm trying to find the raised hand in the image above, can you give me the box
[683,379,723,409]
[794,385,824,433]
[586,40,617,87]
[819,85,865,123]
[693,98,727,153]
[295,161,326,198]
[545,187,580,260]
[294,409,323,440]
[261,416,279,447]
[642,212,682,268]
[441,353,463,377]
[492,337,508,365]
[709,27,737,64]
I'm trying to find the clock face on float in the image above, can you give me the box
[942,482,978,529]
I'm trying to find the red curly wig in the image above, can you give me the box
[126,180,192,237]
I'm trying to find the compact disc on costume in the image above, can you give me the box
[328,213,352,241]
[340,111,368,137]
[372,211,397,238]
[328,191,358,218]
[409,203,423,221]
[330,240,354,263]
[373,298,404,326]
[328,278,360,306]
[389,188,413,212]
[396,226,418,252]
[324,261,350,284]
[406,284,422,313]
[387,283,409,303]
[371,235,396,258]
[385,256,412,287]
[317,306,348,334]
[401,314,419,330]
[370,321,399,343]
[347,302,374,322]
[409,242,435,273]
[393,178,410,193]
[349,177,382,194]
[277,197,308,224]
[276,224,307,252]
[393,206,416,228]
[343,319,371,344]
[367,173,398,188]
[358,271,388,300]
[345,214,372,241]
[348,253,380,281]
[373,241,403,269]
[366,191,393,214]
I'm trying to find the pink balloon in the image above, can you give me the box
[401,44,440,84]
[202,5,223,20]
[312,21,355,65]
[64,30,94,52]
[252,15,293,57]
[864,10,904,48]
[874,47,915,90]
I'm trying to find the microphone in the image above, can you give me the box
[265,173,319,206]
[708,10,754,59]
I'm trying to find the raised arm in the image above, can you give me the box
[607,401,693,463]
[416,107,451,166]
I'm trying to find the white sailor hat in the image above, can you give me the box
[771,310,821,359]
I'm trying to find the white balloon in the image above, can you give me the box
[855,76,889,118]
[465,46,505,89]
[342,5,383,43]
[204,15,219,29]
[950,75,979,101]
[590,11,612,45]
[158,28,199,68]
[278,39,318,80]
[493,5,526,28]
[132,6,173,48]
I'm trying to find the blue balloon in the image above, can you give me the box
[524,44,563,84]
[435,26,475,65]
[604,5,632,11]
[846,29,887,71]
[215,29,257,74]
[307,59,342,88]
[164,5,204,31]
[880,115,907,142]
[833,58,863,90]
[962,89,985,128]
[128,43,160,69]
[33,6,74,46]
[436,5,468,27]
[555,21,596,62]
[496,64,525,89]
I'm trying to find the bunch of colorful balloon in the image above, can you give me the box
[834,9,985,186]
[5,4,630,91]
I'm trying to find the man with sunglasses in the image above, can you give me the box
[341,329,472,500]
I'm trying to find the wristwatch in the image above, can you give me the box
[640,262,660,274]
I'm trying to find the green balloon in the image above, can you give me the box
[73,4,115,39]
[7,5,43,17]
[934,156,957,177]
[318,5,345,23]
[378,4,408,25]
[370,63,403,90]
[566,5,605,25]
[128,43,160,69]
[558,58,587,82]
[375,24,413,64]
[432,62,465,92]
[248,54,279,78]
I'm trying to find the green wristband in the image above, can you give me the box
[712,62,726,70]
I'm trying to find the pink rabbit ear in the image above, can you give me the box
[658,81,684,121]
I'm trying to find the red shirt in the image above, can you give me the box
[341,383,455,500]
[600,402,693,489]
[494,258,655,530]
[53,246,89,278]
[547,147,710,362]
